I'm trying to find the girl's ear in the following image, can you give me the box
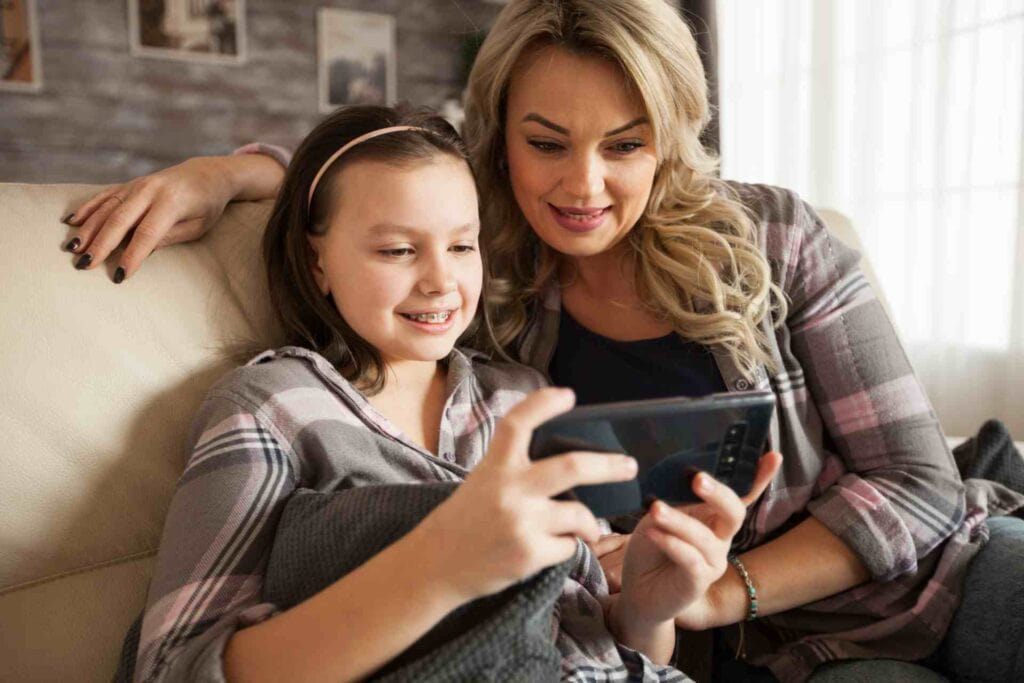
[306,234,331,296]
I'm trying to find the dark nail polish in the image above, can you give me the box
[62,212,76,224]
[75,253,93,270]
[113,267,125,284]
[64,237,81,252]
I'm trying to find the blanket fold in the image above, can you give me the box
[263,482,570,682]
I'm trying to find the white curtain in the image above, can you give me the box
[716,0,1024,439]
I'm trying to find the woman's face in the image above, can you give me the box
[504,45,659,259]
[309,156,482,368]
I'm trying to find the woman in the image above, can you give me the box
[66,1,1024,681]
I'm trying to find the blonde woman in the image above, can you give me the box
[67,1,1024,681]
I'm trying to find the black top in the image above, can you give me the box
[548,308,727,406]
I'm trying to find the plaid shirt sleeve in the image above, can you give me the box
[232,142,292,169]
[784,200,965,581]
[134,392,298,682]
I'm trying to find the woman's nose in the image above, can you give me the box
[562,151,605,199]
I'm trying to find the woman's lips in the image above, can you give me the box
[548,204,610,233]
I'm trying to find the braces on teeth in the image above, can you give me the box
[405,311,451,323]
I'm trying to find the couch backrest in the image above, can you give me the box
[0,183,280,681]
[0,185,871,681]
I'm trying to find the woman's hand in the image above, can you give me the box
[62,153,282,280]
[609,451,782,632]
[412,387,639,604]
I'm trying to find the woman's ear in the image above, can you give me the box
[306,234,331,296]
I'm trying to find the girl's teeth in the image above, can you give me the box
[406,311,451,323]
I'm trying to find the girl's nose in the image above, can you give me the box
[419,254,457,295]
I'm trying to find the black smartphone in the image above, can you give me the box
[528,391,775,518]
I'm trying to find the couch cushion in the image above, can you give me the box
[0,183,280,680]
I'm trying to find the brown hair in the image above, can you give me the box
[262,104,499,394]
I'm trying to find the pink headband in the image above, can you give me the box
[306,125,431,209]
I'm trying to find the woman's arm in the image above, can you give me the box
[65,148,286,280]
[680,516,870,630]
[609,454,782,662]
[673,196,961,630]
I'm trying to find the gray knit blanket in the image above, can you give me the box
[263,482,571,682]
[114,483,570,682]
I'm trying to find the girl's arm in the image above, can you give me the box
[142,392,468,682]
[64,147,287,279]
[223,519,467,682]
[143,387,640,682]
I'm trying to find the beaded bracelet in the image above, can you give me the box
[728,554,758,621]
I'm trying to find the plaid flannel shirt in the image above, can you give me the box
[514,181,1024,682]
[134,347,688,682]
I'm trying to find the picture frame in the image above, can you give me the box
[128,0,247,65]
[0,0,43,93]
[318,7,396,113]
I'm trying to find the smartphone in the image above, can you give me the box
[528,391,775,518]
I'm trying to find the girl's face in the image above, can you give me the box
[504,46,659,260]
[309,156,482,368]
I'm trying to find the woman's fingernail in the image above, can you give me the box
[623,457,638,474]
[699,473,715,493]
[75,253,93,270]
[62,212,75,224]
[64,237,81,252]
[113,267,125,284]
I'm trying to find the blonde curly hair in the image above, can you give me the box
[463,0,785,378]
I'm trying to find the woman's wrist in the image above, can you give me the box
[213,153,284,202]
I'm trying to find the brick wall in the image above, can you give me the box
[0,0,504,183]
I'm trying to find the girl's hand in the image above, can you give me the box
[63,156,240,279]
[412,387,639,603]
[613,452,782,631]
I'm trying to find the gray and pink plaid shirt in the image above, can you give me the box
[135,346,688,682]
[515,181,1024,681]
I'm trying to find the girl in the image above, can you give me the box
[127,104,773,682]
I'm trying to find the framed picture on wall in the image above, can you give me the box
[318,8,396,112]
[0,0,43,92]
[128,0,247,64]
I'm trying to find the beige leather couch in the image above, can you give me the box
[0,184,1017,681]
[0,183,282,681]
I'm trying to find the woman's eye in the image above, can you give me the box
[451,244,477,254]
[528,140,563,153]
[380,248,414,257]
[610,141,644,154]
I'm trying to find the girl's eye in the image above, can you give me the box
[451,244,477,254]
[609,141,645,154]
[527,139,564,154]
[380,247,414,258]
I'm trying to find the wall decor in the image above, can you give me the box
[128,0,246,64]
[0,0,42,92]
[318,7,396,112]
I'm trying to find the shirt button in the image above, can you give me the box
[735,378,750,390]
